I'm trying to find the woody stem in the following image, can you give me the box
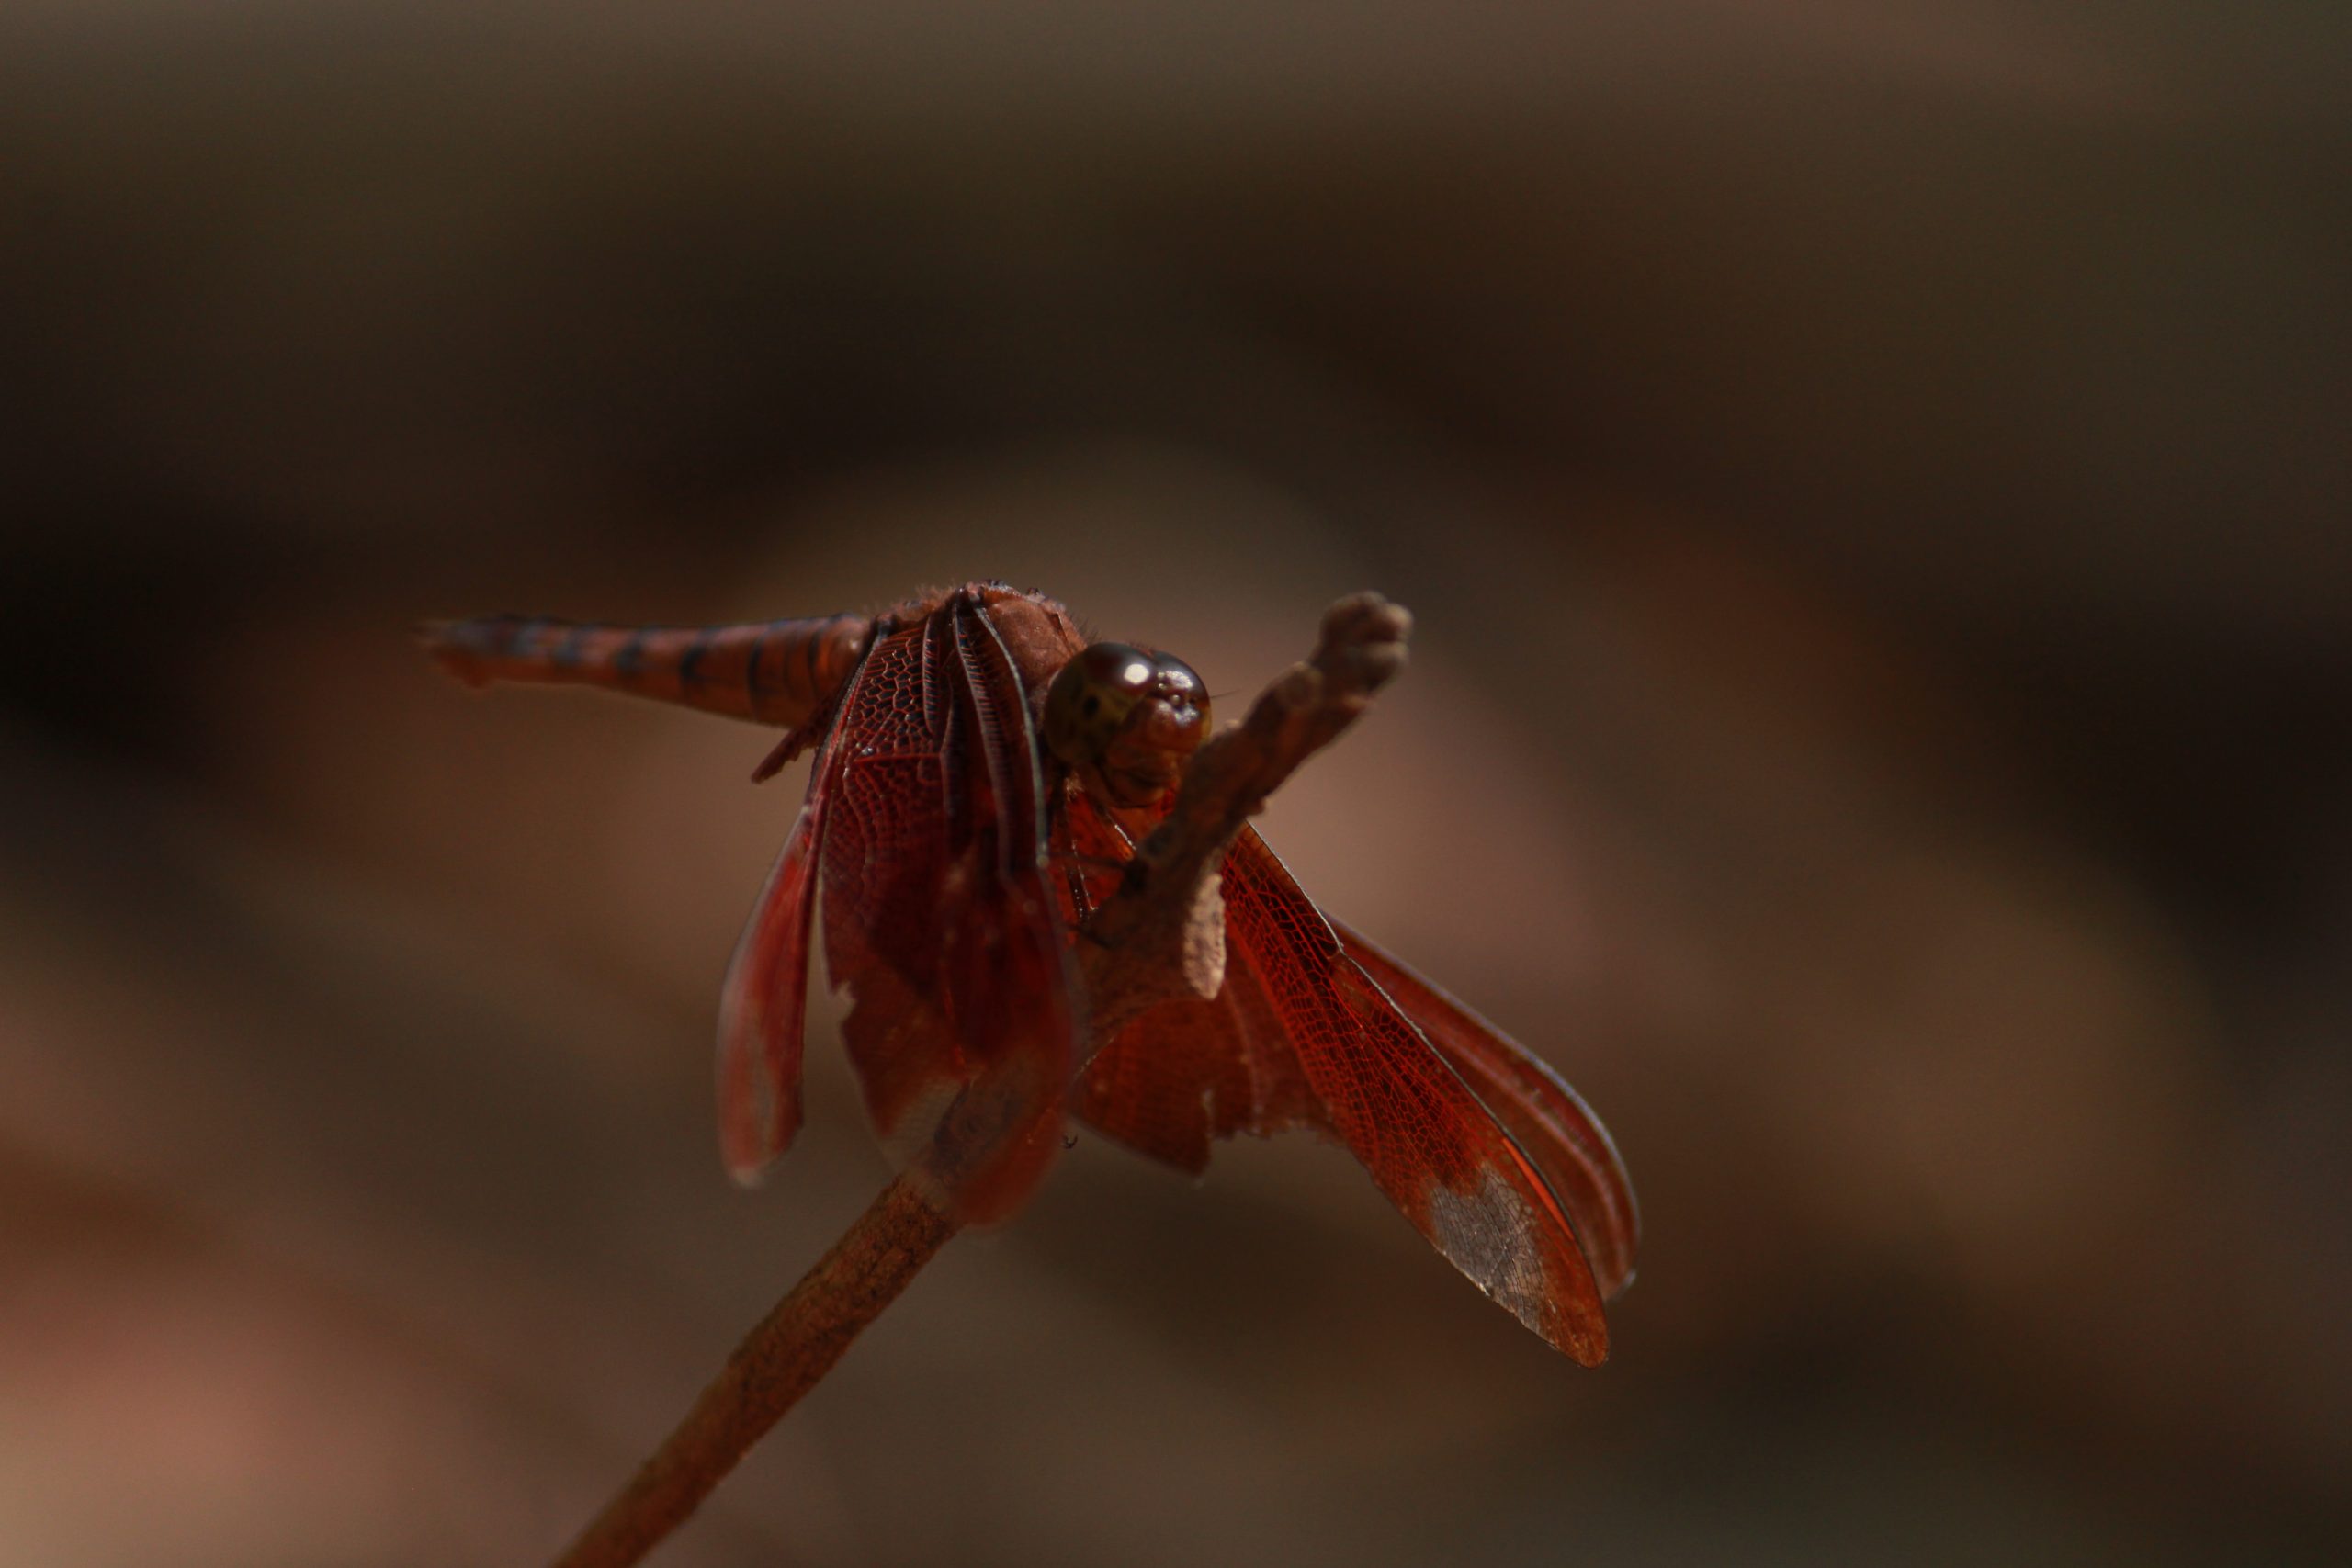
[546,592,1412,1568]
[549,1174,958,1568]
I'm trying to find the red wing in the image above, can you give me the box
[1220,828,1613,1363]
[715,794,823,1181]
[820,592,1079,1224]
[716,653,873,1182]
[1067,793,1323,1171]
[1329,920,1638,1299]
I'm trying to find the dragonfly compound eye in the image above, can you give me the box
[1045,641,1209,773]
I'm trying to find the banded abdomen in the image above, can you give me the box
[424,612,871,729]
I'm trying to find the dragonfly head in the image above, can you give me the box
[1043,640,1210,808]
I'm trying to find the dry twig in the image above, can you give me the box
[551,594,1412,1568]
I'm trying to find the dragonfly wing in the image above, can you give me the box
[1329,919,1638,1299]
[714,644,872,1182]
[823,592,1080,1224]
[931,592,1080,1221]
[1067,794,1324,1171]
[825,606,965,1144]
[1222,827,1613,1363]
[715,795,824,1181]
[1075,946,1325,1172]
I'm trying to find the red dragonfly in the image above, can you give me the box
[428,583,1637,1362]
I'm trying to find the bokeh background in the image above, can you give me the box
[4,5,2347,1564]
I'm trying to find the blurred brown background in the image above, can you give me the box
[4,5,2348,1565]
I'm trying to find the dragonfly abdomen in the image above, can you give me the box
[424,612,870,728]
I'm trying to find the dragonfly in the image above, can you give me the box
[427,582,1637,1363]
